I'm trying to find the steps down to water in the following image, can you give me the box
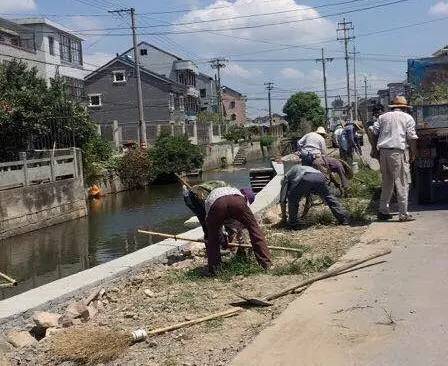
[250,168,276,193]
[233,143,248,166]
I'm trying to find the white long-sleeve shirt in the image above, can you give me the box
[372,110,418,150]
[297,132,327,156]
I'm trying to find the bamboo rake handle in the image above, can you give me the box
[0,271,17,285]
[138,230,305,254]
[265,249,391,301]
[175,173,193,190]
[147,307,243,336]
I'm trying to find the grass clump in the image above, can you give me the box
[348,167,381,200]
[272,255,334,276]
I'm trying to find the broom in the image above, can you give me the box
[50,307,243,365]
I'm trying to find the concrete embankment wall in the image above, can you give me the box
[0,178,87,240]
[202,141,278,171]
[0,162,284,324]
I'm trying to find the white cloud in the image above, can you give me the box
[0,0,36,12]
[223,62,261,79]
[429,1,448,16]
[173,0,335,57]
[83,52,115,71]
[280,67,304,80]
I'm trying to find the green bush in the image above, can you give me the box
[149,134,203,177]
[117,148,152,188]
[82,135,114,185]
[223,125,248,143]
[260,134,275,147]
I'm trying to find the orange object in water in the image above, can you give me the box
[89,184,103,198]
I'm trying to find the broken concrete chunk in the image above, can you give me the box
[6,330,36,348]
[32,311,61,330]
[45,327,62,338]
[65,302,90,321]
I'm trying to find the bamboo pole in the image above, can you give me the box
[147,307,243,337]
[138,230,305,254]
[264,249,391,301]
[0,271,17,286]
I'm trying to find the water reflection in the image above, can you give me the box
[0,160,269,299]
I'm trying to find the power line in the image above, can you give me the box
[23,0,409,36]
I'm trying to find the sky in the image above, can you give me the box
[1,0,447,118]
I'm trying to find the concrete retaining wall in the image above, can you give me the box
[0,162,285,323]
[0,178,88,240]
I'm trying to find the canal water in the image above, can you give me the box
[0,160,270,300]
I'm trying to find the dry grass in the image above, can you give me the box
[49,327,132,365]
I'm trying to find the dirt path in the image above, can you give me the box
[231,206,448,366]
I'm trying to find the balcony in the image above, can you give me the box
[174,60,199,74]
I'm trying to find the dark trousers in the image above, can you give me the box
[287,173,349,225]
[205,195,272,272]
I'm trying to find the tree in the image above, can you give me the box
[149,134,204,178]
[197,111,220,124]
[282,92,325,133]
[223,125,248,143]
[0,60,96,161]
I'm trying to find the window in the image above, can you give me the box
[113,70,126,83]
[88,94,102,107]
[60,34,70,62]
[231,114,237,121]
[140,48,148,56]
[70,39,82,64]
[179,96,185,112]
[230,101,236,109]
[48,36,54,56]
[169,93,175,111]
[200,88,206,98]
[59,34,82,65]
[62,76,84,101]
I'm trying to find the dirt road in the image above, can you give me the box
[231,206,448,366]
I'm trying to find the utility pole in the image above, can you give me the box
[209,58,228,124]
[109,8,146,147]
[264,82,274,128]
[337,18,355,120]
[351,45,360,121]
[316,48,334,129]
[364,75,368,123]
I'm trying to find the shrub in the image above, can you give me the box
[260,134,275,147]
[117,148,152,188]
[223,125,248,143]
[82,135,114,185]
[149,134,203,178]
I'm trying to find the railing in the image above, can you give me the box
[0,148,80,191]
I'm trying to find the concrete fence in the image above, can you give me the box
[0,148,81,191]
[0,148,87,239]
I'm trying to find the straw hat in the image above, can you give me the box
[316,126,327,135]
[389,95,411,109]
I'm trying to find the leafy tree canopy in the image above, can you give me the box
[149,134,204,177]
[197,111,220,124]
[223,125,248,143]
[0,60,96,161]
[410,82,448,105]
[282,92,325,132]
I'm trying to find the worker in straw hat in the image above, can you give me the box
[296,126,328,166]
[370,95,418,222]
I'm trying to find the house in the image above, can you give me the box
[84,56,187,145]
[0,17,86,99]
[222,86,247,125]
[197,73,218,113]
[120,42,200,122]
